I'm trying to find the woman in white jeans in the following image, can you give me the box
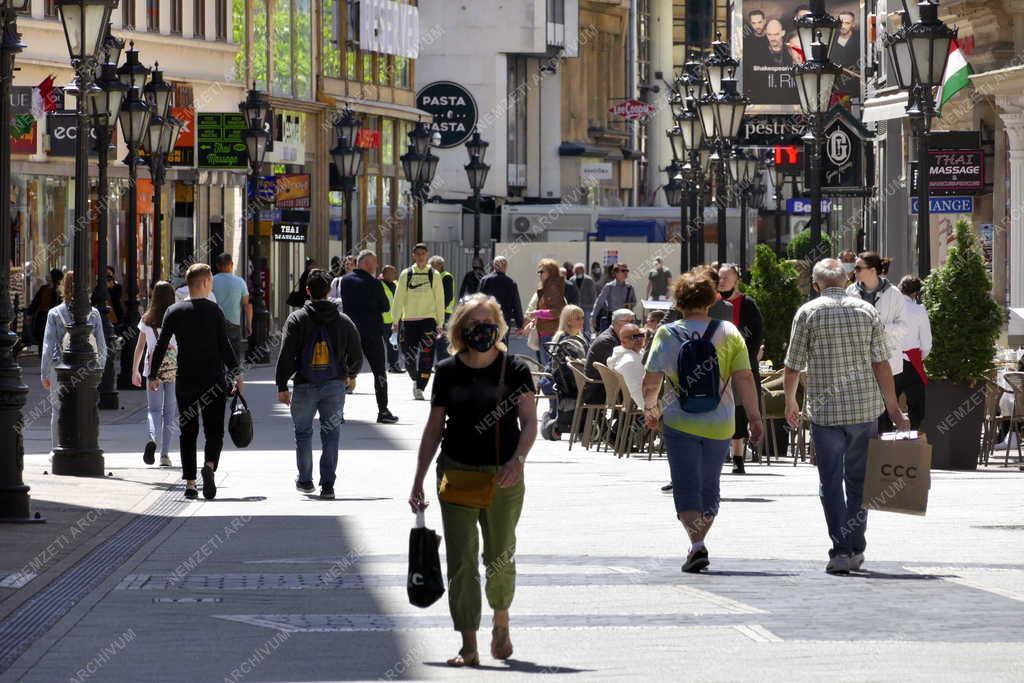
[132,281,178,467]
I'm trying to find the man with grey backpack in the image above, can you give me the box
[276,269,363,500]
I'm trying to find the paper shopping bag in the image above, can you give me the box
[863,432,932,515]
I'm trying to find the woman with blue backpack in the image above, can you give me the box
[642,270,764,573]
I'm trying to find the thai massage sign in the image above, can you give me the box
[910,149,984,194]
[197,112,247,168]
[417,81,478,148]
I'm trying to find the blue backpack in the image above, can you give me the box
[668,320,722,414]
[298,322,340,384]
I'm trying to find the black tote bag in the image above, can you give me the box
[407,510,445,608]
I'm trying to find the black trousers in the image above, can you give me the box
[399,319,436,390]
[879,359,926,432]
[361,332,389,412]
[176,382,228,481]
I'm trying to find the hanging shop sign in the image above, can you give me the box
[608,99,657,121]
[821,106,869,193]
[45,111,113,158]
[272,222,308,243]
[271,209,311,243]
[265,111,305,164]
[740,116,807,146]
[417,81,478,148]
[276,173,311,208]
[11,86,38,154]
[197,112,247,168]
[787,198,832,215]
[166,105,195,166]
[356,129,381,149]
[911,196,974,214]
[910,149,985,194]
[359,0,420,59]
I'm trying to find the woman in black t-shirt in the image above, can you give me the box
[409,293,536,668]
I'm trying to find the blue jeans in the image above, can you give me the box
[146,381,178,457]
[810,421,877,555]
[663,426,730,516]
[290,380,346,487]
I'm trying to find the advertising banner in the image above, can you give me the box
[741,0,861,111]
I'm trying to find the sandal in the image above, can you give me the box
[446,649,480,667]
[491,625,513,660]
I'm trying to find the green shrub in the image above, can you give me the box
[921,219,1003,385]
[786,228,834,261]
[746,244,804,365]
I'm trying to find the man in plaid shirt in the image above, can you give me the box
[783,258,908,575]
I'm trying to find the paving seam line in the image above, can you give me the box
[0,481,187,675]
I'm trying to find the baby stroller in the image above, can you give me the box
[540,336,588,440]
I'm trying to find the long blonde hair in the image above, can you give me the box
[557,304,584,335]
[447,293,508,354]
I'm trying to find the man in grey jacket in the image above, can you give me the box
[571,263,597,337]
[592,263,637,334]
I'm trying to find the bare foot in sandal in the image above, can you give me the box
[446,649,480,667]
[491,625,513,660]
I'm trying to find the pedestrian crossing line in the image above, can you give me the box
[671,585,768,614]
[213,613,783,640]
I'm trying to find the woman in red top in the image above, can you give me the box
[523,258,566,366]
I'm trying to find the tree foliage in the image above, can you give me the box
[921,219,1003,385]
[746,244,804,365]
[786,228,834,261]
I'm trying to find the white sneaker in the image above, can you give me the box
[413,387,424,401]
[160,455,173,467]
[849,553,864,571]
[826,554,851,575]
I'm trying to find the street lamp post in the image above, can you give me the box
[53,0,116,477]
[464,130,490,259]
[677,53,706,268]
[115,42,149,389]
[143,64,175,285]
[240,84,271,364]
[87,26,125,410]
[792,1,841,258]
[329,108,362,257]
[662,162,685,272]
[0,0,35,519]
[400,122,439,244]
[729,149,758,274]
[885,1,957,277]
[768,157,786,255]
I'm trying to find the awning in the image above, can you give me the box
[861,91,910,123]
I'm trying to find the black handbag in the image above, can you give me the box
[407,511,445,608]
[286,290,306,308]
[228,392,253,448]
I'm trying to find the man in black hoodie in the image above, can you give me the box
[339,250,398,424]
[276,269,363,499]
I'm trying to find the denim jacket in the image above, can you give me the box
[40,303,108,378]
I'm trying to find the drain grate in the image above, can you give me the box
[0,486,187,674]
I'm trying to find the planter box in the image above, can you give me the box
[921,379,985,470]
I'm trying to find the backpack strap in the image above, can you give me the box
[702,319,721,342]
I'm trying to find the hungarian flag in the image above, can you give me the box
[936,40,973,115]
[31,75,57,119]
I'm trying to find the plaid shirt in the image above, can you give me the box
[784,287,891,426]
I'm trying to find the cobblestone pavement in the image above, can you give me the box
[2,360,1023,682]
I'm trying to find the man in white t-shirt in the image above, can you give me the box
[608,322,646,406]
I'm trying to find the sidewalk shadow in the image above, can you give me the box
[851,570,949,581]
[424,660,593,674]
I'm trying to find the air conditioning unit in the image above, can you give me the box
[500,204,595,243]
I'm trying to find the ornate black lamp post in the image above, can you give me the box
[729,149,759,274]
[143,64,175,285]
[677,52,706,267]
[240,84,271,364]
[464,129,490,258]
[329,108,362,257]
[0,0,36,519]
[661,162,685,272]
[401,122,439,244]
[87,25,124,410]
[115,42,149,389]
[885,1,956,276]
[53,0,116,477]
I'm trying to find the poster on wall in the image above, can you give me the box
[740,1,861,111]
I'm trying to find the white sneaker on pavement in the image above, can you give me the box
[413,387,424,401]
[826,553,851,574]
[849,552,865,571]
[159,455,172,467]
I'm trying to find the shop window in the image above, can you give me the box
[321,0,341,78]
[394,55,409,89]
[507,57,528,190]
[295,0,312,98]
[381,119,394,167]
[216,0,228,40]
[346,48,358,80]
[362,52,373,83]
[271,0,292,97]
[123,0,136,29]
[377,54,391,85]
[171,0,183,34]
[147,0,159,32]
[243,0,269,91]
[194,0,205,37]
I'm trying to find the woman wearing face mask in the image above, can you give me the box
[846,251,907,431]
[718,264,764,474]
[409,294,537,668]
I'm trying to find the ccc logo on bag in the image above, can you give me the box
[409,573,424,586]
[881,464,918,479]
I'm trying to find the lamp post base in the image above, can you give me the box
[0,373,31,520]
[53,356,105,478]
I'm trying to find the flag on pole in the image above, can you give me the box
[30,75,57,119]
[936,40,973,115]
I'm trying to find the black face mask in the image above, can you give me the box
[720,288,735,299]
[464,321,499,352]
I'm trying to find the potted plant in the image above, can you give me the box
[921,219,1004,470]
[746,244,804,366]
